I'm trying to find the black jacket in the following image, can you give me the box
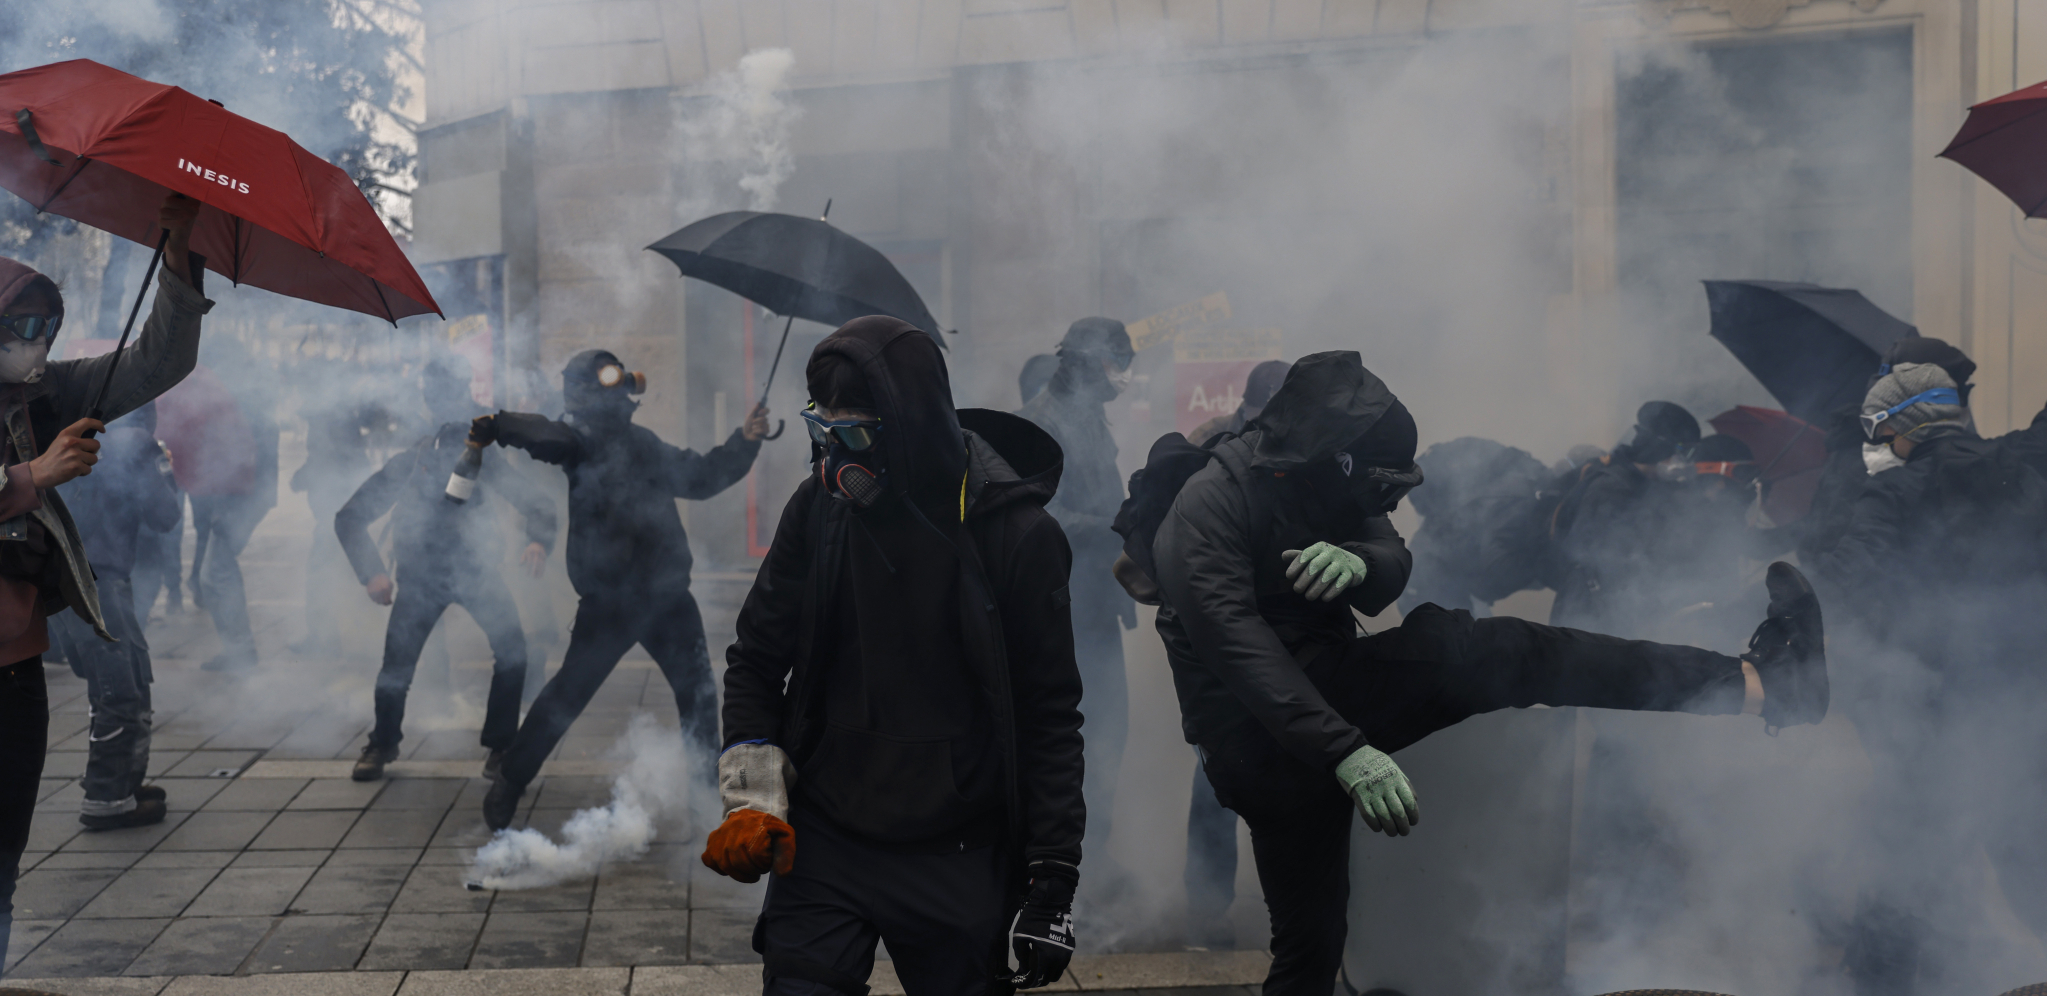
[335,422,557,586]
[1153,354,1414,772]
[493,411,758,597]
[723,320,1085,870]
[1814,429,2047,672]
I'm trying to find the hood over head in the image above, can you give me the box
[1863,361,1973,444]
[1056,317,1133,370]
[1248,351,1406,470]
[1617,401,1701,464]
[806,316,967,525]
[1242,359,1290,413]
[1882,337,1975,405]
[0,257,60,317]
[561,349,641,421]
[957,408,1063,519]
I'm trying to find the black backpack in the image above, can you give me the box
[1111,431,1266,602]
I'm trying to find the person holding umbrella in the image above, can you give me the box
[0,191,211,964]
[471,350,769,829]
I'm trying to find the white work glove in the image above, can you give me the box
[717,742,797,820]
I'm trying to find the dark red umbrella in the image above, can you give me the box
[1709,406,1826,524]
[1940,78,2047,216]
[0,59,439,321]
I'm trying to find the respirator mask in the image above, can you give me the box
[0,310,60,384]
[563,359,647,421]
[1863,442,1907,476]
[1332,451,1423,515]
[804,403,886,508]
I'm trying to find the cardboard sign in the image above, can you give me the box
[1127,291,1232,352]
[1174,328,1283,436]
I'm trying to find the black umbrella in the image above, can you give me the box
[648,206,944,437]
[1703,280,1918,425]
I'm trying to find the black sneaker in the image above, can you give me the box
[353,745,400,782]
[482,750,506,782]
[80,798,167,831]
[483,777,524,832]
[134,784,167,804]
[1743,561,1828,732]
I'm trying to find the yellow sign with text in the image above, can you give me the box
[1127,291,1232,352]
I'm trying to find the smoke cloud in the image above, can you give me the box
[466,714,710,891]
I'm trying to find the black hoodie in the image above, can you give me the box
[1152,351,1415,771]
[723,317,1086,869]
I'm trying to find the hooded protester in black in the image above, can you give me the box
[1148,351,1828,996]
[475,348,766,825]
[1015,316,1135,866]
[718,317,1085,996]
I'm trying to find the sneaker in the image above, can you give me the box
[483,777,524,832]
[134,784,167,804]
[1743,561,1828,732]
[80,798,167,831]
[482,750,506,782]
[353,745,400,782]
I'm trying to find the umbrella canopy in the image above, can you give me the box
[1704,279,1916,425]
[647,211,941,338]
[0,59,439,322]
[1940,78,2047,216]
[1708,405,1826,524]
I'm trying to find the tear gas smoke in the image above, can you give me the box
[672,48,802,217]
[466,714,710,891]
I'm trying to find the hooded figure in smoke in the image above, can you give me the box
[1546,400,1714,633]
[714,317,1086,995]
[471,349,768,829]
[0,194,210,960]
[1807,359,2047,992]
[336,355,558,783]
[46,401,180,831]
[1395,436,1552,615]
[1015,317,1135,858]
[1145,351,1829,996]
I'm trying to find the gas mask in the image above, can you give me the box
[1332,451,1424,514]
[561,351,647,423]
[804,404,886,508]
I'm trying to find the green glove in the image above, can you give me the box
[1335,745,1419,837]
[1283,542,1368,602]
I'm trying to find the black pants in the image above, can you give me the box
[371,567,529,753]
[49,577,153,811]
[755,807,1008,996]
[1183,604,1745,996]
[1184,753,1238,944]
[499,590,717,788]
[1,656,49,972]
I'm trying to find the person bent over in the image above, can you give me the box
[713,318,1086,995]
[1148,351,1827,996]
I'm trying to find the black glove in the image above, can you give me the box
[469,414,499,446]
[1008,861,1076,989]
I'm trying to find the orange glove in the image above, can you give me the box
[700,808,797,883]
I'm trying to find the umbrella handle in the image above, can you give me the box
[82,229,169,439]
[763,420,785,441]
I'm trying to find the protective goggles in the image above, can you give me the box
[0,312,61,343]
[801,404,882,452]
[1860,387,1959,440]
[1336,456,1424,513]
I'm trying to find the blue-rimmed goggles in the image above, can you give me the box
[0,312,61,344]
[1861,387,1959,440]
[801,404,882,451]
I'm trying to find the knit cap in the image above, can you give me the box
[1861,361,1971,442]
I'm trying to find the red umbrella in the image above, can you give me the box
[1940,78,2047,216]
[1708,406,1826,524]
[0,59,439,321]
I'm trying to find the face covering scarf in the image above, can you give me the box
[1863,442,1907,476]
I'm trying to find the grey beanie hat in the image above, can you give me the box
[1861,361,1971,441]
